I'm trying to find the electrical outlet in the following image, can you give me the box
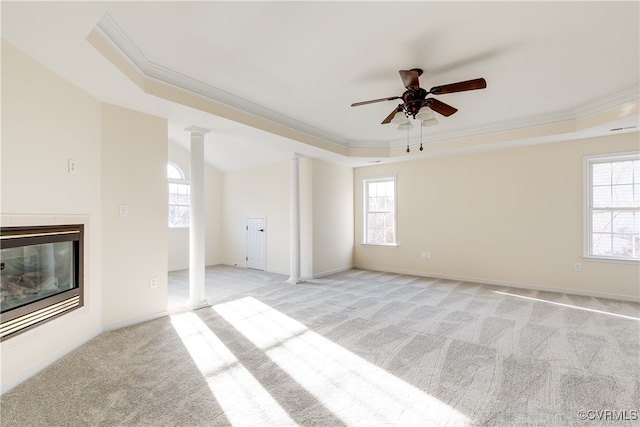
[149,277,158,288]
[68,159,77,174]
[426,252,431,259]
[574,263,582,272]
[421,252,427,259]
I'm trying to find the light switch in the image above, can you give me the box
[119,204,128,217]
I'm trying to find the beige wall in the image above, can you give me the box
[222,161,290,274]
[1,41,103,391]
[2,34,637,395]
[100,104,168,327]
[310,159,354,277]
[1,41,170,392]
[355,132,640,299]
[167,141,222,271]
[223,158,354,278]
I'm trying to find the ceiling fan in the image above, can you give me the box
[351,69,486,125]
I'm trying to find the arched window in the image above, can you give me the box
[168,162,190,227]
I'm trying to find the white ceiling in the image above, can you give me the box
[2,1,639,171]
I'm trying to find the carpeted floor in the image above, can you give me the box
[1,266,639,426]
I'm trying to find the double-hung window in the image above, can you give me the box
[363,176,397,245]
[168,162,190,228]
[585,153,639,260]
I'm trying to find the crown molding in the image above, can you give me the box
[95,13,146,75]
[96,13,638,154]
[96,14,351,148]
[387,110,578,150]
[368,87,639,151]
[349,110,575,150]
[574,86,639,119]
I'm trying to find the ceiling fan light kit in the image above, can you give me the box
[390,110,410,125]
[415,106,435,121]
[352,68,486,153]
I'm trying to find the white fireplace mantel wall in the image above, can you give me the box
[0,215,97,345]
[1,41,168,393]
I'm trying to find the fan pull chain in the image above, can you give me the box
[406,126,410,153]
[420,125,424,151]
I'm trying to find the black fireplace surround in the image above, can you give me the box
[0,224,84,340]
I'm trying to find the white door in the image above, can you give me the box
[246,217,265,270]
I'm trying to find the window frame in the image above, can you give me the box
[362,175,398,247]
[583,151,639,262]
[168,162,190,229]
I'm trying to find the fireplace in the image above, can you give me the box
[1,224,84,340]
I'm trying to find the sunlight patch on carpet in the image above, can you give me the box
[170,312,297,426]
[492,291,640,321]
[214,296,469,427]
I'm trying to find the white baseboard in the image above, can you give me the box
[304,265,355,280]
[1,327,102,395]
[218,263,356,281]
[354,265,640,303]
[219,262,291,277]
[102,310,170,332]
[169,261,224,272]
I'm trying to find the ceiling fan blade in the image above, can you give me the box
[399,69,422,89]
[381,106,402,124]
[429,78,487,95]
[351,96,401,107]
[426,98,458,117]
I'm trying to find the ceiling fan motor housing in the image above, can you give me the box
[402,88,428,118]
[351,69,486,123]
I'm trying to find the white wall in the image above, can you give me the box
[354,132,640,299]
[100,104,168,327]
[1,41,103,391]
[222,161,290,274]
[167,141,222,271]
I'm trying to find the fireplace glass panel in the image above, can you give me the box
[1,241,75,313]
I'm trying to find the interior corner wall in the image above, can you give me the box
[0,40,103,392]
[222,161,290,274]
[100,104,168,327]
[310,158,354,277]
[354,132,640,299]
[167,141,223,271]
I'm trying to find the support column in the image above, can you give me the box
[185,125,210,309]
[287,154,304,284]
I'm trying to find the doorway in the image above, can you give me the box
[246,217,265,271]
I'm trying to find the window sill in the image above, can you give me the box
[361,243,398,247]
[583,255,639,265]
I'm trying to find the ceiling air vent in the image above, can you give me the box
[610,125,638,132]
